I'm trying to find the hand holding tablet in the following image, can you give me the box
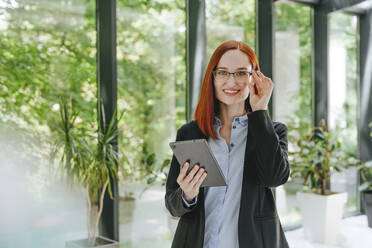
[177,161,207,202]
[169,139,227,189]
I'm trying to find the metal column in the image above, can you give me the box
[313,7,328,126]
[186,0,206,122]
[256,0,275,116]
[359,10,372,213]
[96,0,119,241]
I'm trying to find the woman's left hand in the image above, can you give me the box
[248,70,274,111]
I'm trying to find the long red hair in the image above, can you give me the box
[193,40,260,140]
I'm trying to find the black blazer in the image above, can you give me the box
[165,110,290,248]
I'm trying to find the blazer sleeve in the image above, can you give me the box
[165,127,198,217]
[248,110,290,188]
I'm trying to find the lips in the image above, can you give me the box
[223,89,240,95]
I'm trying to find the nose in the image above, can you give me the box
[227,74,238,85]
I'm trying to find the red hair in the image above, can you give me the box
[193,40,260,140]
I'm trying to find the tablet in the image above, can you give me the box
[169,139,227,187]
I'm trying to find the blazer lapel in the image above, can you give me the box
[243,117,258,185]
[244,124,256,167]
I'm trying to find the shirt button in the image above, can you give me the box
[232,126,236,129]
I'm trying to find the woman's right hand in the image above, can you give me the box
[177,161,207,202]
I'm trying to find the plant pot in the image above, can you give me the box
[362,190,372,228]
[65,236,120,248]
[297,191,347,245]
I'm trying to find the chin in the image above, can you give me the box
[219,98,246,106]
[217,92,249,105]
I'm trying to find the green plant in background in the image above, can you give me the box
[132,153,171,198]
[290,119,361,195]
[50,96,122,245]
[49,96,84,185]
[144,153,171,185]
[358,122,372,191]
[359,161,372,191]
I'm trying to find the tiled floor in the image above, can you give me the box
[285,215,372,248]
[119,184,372,248]
[1,179,371,248]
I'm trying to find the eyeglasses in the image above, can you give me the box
[212,70,252,83]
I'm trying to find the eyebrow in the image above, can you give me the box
[216,67,251,70]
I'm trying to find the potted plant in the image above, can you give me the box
[359,160,372,228]
[290,119,359,245]
[50,96,121,247]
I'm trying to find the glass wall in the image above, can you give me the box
[0,1,366,247]
[273,2,313,227]
[206,0,255,61]
[116,0,186,246]
[328,12,359,214]
[0,0,96,247]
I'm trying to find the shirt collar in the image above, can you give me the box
[214,114,248,128]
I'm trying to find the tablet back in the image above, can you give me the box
[169,139,227,187]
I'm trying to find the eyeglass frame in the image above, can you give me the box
[212,69,253,82]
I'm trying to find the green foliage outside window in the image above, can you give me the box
[0,0,97,133]
[116,0,186,185]
[0,0,186,192]
[0,1,361,197]
[275,5,358,162]
[206,0,255,59]
[275,3,313,145]
[359,122,372,191]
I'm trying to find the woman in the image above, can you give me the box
[165,40,290,248]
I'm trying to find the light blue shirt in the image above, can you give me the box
[182,114,248,248]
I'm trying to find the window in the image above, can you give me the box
[116,1,186,245]
[329,12,359,215]
[206,0,255,60]
[0,0,96,246]
[273,2,313,227]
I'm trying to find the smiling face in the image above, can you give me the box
[214,49,252,108]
